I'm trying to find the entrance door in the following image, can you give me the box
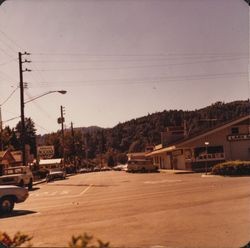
[0,164,3,176]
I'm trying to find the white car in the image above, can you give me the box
[0,166,34,190]
[0,185,29,214]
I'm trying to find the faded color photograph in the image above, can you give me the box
[0,0,250,247]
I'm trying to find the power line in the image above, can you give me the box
[2,115,20,124]
[31,56,248,72]
[0,28,24,51]
[0,58,17,66]
[28,72,248,87]
[0,85,19,106]
[31,52,246,58]
[31,54,247,63]
[0,68,17,81]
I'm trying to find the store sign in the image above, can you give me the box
[227,134,250,142]
[172,149,183,156]
[37,146,54,159]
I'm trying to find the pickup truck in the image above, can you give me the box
[0,185,29,214]
[0,166,34,190]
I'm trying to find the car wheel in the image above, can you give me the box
[19,180,24,188]
[0,196,14,214]
[28,179,33,190]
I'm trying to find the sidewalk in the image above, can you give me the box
[159,169,195,174]
[33,178,46,186]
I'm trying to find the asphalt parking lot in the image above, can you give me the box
[1,171,250,248]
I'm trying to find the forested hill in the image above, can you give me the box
[80,100,249,156]
[39,100,249,159]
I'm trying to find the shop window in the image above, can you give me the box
[194,146,224,157]
[231,127,239,134]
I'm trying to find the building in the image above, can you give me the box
[147,115,250,172]
[39,158,63,170]
[127,146,154,161]
[0,150,18,175]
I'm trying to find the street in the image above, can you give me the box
[1,171,250,248]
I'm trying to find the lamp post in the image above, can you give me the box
[24,90,67,104]
[21,90,67,166]
[205,141,209,175]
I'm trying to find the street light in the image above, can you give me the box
[21,90,67,166]
[24,90,67,104]
[205,141,209,175]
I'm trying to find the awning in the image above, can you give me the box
[39,158,62,165]
[146,146,176,156]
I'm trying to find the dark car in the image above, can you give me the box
[46,168,66,182]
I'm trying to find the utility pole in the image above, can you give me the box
[59,105,65,168]
[19,52,31,166]
[71,122,76,171]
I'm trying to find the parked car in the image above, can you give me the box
[100,166,112,171]
[93,166,101,172]
[0,185,29,214]
[113,164,128,171]
[79,168,90,174]
[46,168,66,182]
[0,166,34,190]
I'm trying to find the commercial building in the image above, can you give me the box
[147,115,250,171]
[39,158,63,170]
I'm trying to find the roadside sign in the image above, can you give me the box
[57,117,65,124]
[37,146,54,159]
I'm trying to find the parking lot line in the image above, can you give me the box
[80,184,92,195]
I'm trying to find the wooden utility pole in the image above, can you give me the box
[60,105,65,167]
[19,52,31,166]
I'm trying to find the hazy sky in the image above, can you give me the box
[0,0,249,135]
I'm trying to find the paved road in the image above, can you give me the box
[1,171,250,248]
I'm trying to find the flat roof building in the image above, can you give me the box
[147,115,250,172]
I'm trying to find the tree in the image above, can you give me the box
[15,118,37,156]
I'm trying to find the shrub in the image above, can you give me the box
[0,231,33,247]
[212,161,250,176]
[0,231,110,248]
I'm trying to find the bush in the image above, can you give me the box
[0,231,110,248]
[212,161,250,176]
[0,231,32,247]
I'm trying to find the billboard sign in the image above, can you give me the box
[37,146,55,159]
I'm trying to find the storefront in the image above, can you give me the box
[147,115,250,171]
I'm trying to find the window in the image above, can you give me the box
[231,127,239,134]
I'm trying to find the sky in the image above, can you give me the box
[0,0,249,135]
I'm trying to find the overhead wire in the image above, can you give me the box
[0,85,19,106]
[0,58,17,66]
[2,115,20,124]
[28,71,247,88]
[30,56,248,72]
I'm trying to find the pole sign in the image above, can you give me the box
[57,117,65,124]
[37,146,55,159]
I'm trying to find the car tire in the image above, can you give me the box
[28,179,33,190]
[19,180,24,188]
[0,196,15,214]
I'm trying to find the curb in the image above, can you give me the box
[159,169,195,174]
[33,179,46,186]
